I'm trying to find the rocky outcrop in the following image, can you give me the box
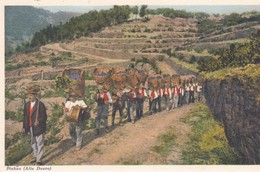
[204,72,260,164]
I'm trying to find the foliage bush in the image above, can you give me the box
[5,133,32,165]
[5,110,23,122]
[152,128,177,157]
[181,102,243,164]
[197,36,260,72]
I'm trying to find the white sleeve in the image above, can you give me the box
[144,89,148,97]
[79,100,87,108]
[65,101,71,109]
[107,92,113,103]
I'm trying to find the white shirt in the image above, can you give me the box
[197,85,202,92]
[30,101,36,109]
[98,92,113,103]
[65,100,87,111]
[157,88,163,97]
[164,87,172,98]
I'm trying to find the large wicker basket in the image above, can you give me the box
[147,76,158,89]
[111,73,126,89]
[162,74,171,87]
[136,69,149,84]
[156,75,163,88]
[93,68,112,84]
[125,69,139,89]
[171,74,181,86]
[61,68,85,97]
[112,67,127,74]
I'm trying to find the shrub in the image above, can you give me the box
[152,128,177,157]
[5,133,32,165]
[181,102,243,164]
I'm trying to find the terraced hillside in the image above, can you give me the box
[5,13,259,165]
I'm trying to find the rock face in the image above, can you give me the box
[204,75,260,164]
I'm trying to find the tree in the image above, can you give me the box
[132,6,139,20]
[140,5,148,18]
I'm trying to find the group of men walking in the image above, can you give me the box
[94,80,203,136]
[22,78,202,165]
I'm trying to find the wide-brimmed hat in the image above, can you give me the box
[97,85,103,91]
[27,86,38,95]
[69,92,77,97]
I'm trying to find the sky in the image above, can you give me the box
[39,5,260,14]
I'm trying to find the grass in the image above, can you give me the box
[180,102,243,164]
[170,56,199,73]
[45,103,64,146]
[119,158,143,165]
[203,64,260,81]
[152,127,177,157]
[5,133,32,165]
[212,38,250,45]
[5,109,23,122]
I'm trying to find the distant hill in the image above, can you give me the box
[5,6,82,52]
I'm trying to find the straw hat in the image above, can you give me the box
[27,86,38,95]
[69,92,77,97]
[97,85,103,91]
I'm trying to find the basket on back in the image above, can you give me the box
[156,75,163,88]
[147,76,158,89]
[162,74,171,87]
[180,75,196,86]
[112,67,127,74]
[111,73,126,90]
[136,69,149,85]
[92,68,112,84]
[61,68,85,97]
[125,69,139,89]
[171,74,181,86]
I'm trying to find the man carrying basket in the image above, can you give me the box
[63,92,88,151]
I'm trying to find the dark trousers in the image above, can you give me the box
[150,98,158,113]
[178,93,183,106]
[111,103,123,125]
[136,99,144,119]
[189,91,195,103]
[157,96,162,112]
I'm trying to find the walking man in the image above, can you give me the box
[171,85,179,109]
[163,83,172,110]
[23,86,47,165]
[111,89,124,126]
[95,85,112,135]
[148,88,158,114]
[157,86,163,112]
[63,92,88,151]
[135,84,147,119]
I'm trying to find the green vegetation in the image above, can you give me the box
[135,57,160,74]
[152,128,177,157]
[197,36,260,72]
[5,109,23,122]
[197,12,260,34]
[45,103,64,146]
[119,158,142,165]
[203,64,260,81]
[42,89,66,98]
[49,53,73,67]
[181,102,243,164]
[30,6,134,47]
[170,57,199,73]
[5,133,32,166]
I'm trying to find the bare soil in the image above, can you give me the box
[18,103,193,165]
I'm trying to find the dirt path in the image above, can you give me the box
[18,104,193,165]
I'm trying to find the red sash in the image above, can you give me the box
[151,90,155,99]
[98,93,109,102]
[29,103,33,127]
